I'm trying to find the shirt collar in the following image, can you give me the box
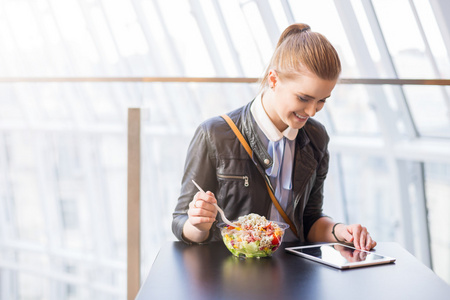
[251,93,298,142]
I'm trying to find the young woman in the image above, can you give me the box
[172,23,377,251]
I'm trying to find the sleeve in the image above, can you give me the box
[172,123,219,243]
[302,136,330,238]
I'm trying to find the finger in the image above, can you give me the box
[191,192,216,211]
[367,237,377,250]
[189,198,196,210]
[365,234,374,250]
[189,216,216,226]
[188,208,217,222]
[352,225,362,249]
[188,201,217,216]
[359,227,368,250]
[203,191,217,204]
[189,194,200,211]
[193,199,217,213]
[194,191,217,204]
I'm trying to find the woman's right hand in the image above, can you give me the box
[187,191,218,233]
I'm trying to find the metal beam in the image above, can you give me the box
[252,0,280,47]
[0,77,449,84]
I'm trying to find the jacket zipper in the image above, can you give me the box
[218,174,249,187]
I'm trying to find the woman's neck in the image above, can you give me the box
[261,91,288,132]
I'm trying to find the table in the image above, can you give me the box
[136,241,450,300]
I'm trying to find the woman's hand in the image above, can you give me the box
[187,191,218,232]
[335,223,377,250]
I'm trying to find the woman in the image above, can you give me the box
[172,23,377,251]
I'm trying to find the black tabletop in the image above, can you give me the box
[136,241,450,300]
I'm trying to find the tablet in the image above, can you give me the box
[285,243,396,269]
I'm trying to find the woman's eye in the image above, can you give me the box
[297,96,308,102]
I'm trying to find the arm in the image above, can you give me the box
[307,217,377,250]
[172,125,219,243]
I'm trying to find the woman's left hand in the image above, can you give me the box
[335,224,377,250]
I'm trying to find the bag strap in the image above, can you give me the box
[221,114,298,237]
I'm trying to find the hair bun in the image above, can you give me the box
[276,23,311,48]
[300,25,311,32]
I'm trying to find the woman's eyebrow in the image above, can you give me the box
[298,93,331,100]
[297,93,315,99]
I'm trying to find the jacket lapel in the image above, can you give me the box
[292,130,317,207]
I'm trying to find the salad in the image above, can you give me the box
[218,213,288,258]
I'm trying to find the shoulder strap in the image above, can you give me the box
[221,114,298,237]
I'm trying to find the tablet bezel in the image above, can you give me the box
[285,243,396,269]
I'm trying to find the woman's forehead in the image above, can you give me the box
[286,74,337,98]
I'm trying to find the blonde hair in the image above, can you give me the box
[260,23,341,91]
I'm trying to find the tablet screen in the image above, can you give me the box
[285,243,396,269]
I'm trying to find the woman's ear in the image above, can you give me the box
[267,69,279,89]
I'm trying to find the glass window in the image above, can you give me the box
[372,0,435,78]
[268,0,289,32]
[140,1,179,76]
[7,2,43,51]
[156,0,215,76]
[350,0,387,77]
[218,0,266,76]
[322,153,347,222]
[339,154,400,242]
[413,0,450,78]
[199,0,239,76]
[424,162,450,285]
[90,6,120,65]
[240,1,276,61]
[325,84,380,135]
[288,0,358,77]
[9,135,45,243]
[403,85,450,138]
[99,0,141,57]
[0,86,25,120]
[82,83,122,121]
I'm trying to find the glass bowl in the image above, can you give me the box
[217,220,289,258]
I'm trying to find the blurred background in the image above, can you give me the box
[0,0,449,299]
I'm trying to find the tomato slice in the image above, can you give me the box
[271,234,280,245]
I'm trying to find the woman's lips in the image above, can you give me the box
[294,112,309,122]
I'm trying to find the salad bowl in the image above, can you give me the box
[217,213,289,258]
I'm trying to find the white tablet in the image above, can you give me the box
[285,243,396,269]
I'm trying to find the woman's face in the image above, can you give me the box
[263,70,337,132]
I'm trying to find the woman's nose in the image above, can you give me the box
[304,102,316,117]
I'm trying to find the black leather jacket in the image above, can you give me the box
[172,101,329,243]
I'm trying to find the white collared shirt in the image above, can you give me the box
[250,93,298,242]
